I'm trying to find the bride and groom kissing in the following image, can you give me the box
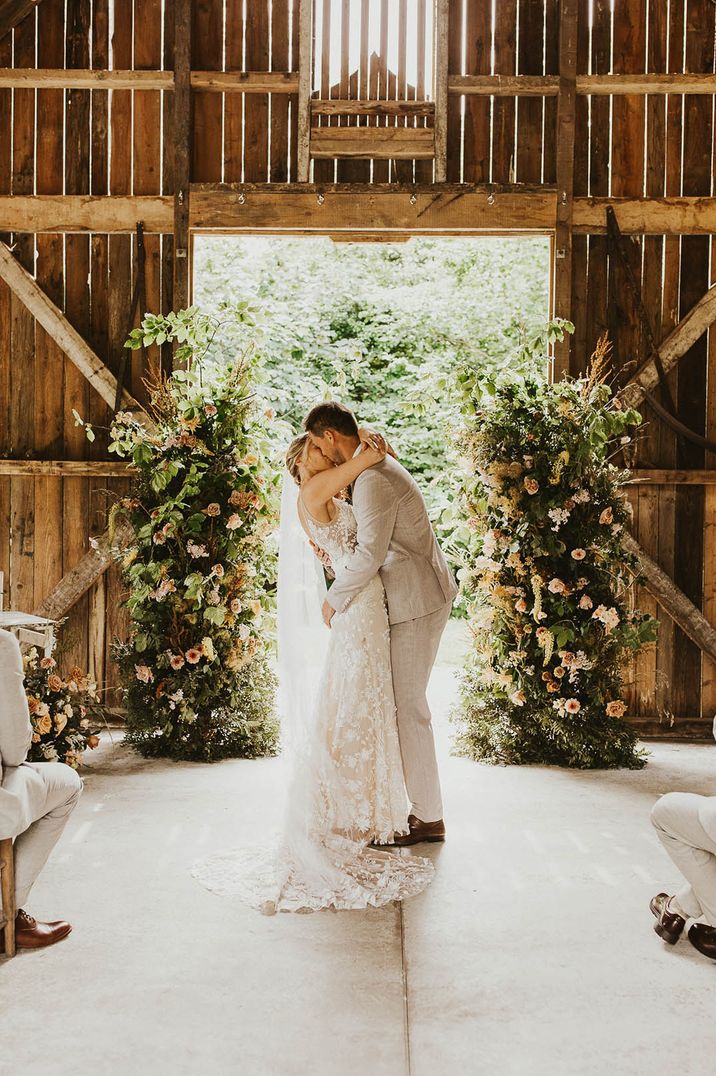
[192,400,458,913]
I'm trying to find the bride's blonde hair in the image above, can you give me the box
[285,433,308,486]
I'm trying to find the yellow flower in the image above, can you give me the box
[250,599,262,617]
[201,636,216,662]
[243,454,259,467]
[54,713,68,734]
[37,713,52,736]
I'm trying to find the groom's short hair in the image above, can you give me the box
[303,401,359,438]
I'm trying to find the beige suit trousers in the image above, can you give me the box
[651,791,716,926]
[390,599,452,824]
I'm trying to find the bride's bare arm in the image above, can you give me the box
[302,443,385,513]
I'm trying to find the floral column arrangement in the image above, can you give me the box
[104,317,280,762]
[453,341,658,769]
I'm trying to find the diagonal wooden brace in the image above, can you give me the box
[624,534,716,664]
[0,240,144,415]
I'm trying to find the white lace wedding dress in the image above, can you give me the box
[191,496,434,913]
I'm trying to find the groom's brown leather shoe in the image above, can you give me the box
[688,923,716,961]
[0,909,72,952]
[650,892,686,945]
[390,815,446,847]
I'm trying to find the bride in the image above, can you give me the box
[191,428,434,913]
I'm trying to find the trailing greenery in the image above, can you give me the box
[450,330,658,769]
[99,313,280,762]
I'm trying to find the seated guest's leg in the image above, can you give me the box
[12,762,83,908]
[651,792,716,925]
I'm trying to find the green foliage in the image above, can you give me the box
[450,328,658,769]
[193,236,552,516]
[108,323,280,762]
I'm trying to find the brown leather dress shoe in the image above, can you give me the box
[650,892,686,945]
[376,814,446,848]
[688,923,716,961]
[0,909,72,952]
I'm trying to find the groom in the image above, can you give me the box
[304,401,458,846]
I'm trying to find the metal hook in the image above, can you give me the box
[410,193,417,205]
[317,193,325,205]
[487,192,495,206]
[237,192,246,205]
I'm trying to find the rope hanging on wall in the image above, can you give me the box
[113,221,148,415]
[606,206,716,456]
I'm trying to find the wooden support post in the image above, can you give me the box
[0,241,143,413]
[618,284,716,409]
[624,534,716,665]
[297,0,313,182]
[433,0,449,183]
[551,0,578,380]
[172,0,191,319]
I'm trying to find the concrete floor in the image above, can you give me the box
[2,633,716,1075]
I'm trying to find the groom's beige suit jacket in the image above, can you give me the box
[326,454,458,625]
[0,630,40,840]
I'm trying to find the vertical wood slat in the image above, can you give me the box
[551,0,578,381]
[313,0,333,182]
[543,0,560,184]
[192,0,223,183]
[224,0,244,184]
[63,0,92,672]
[0,24,10,610]
[34,0,65,623]
[244,1,270,182]
[433,0,449,183]
[10,13,36,614]
[516,0,545,185]
[584,1,611,371]
[271,0,290,182]
[414,0,432,183]
[297,0,312,181]
[172,0,191,312]
[491,0,517,184]
[703,0,716,718]
[676,0,712,720]
[569,0,589,377]
[462,0,491,184]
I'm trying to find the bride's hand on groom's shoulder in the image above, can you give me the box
[357,427,397,460]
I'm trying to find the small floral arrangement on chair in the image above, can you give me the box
[23,648,105,769]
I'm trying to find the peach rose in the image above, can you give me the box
[565,698,581,714]
[185,648,202,664]
[210,563,225,578]
[169,654,185,671]
[87,735,101,749]
[523,477,539,495]
[571,548,586,561]
[606,700,627,718]
[40,656,56,669]
[135,664,153,684]
[226,513,241,530]
[48,673,63,692]
[599,507,614,525]
[205,503,221,517]
[54,713,68,734]
[37,713,52,735]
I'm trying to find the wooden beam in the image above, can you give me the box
[189,186,557,232]
[625,470,716,486]
[191,70,299,93]
[0,67,173,89]
[311,127,435,159]
[0,195,173,232]
[2,192,716,237]
[0,241,143,412]
[628,718,716,742]
[0,459,134,476]
[574,197,716,236]
[296,0,312,182]
[0,0,40,40]
[618,284,716,408]
[449,73,716,96]
[625,534,716,664]
[34,516,133,621]
[311,99,435,117]
[433,0,450,183]
[1,69,713,96]
[552,0,578,379]
[172,0,191,314]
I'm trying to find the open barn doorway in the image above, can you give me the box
[192,233,551,661]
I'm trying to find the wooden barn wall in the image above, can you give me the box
[1,0,716,733]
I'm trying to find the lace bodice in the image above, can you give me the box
[301,496,358,574]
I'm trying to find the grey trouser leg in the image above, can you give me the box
[390,600,452,823]
[651,792,716,925]
[13,762,83,908]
